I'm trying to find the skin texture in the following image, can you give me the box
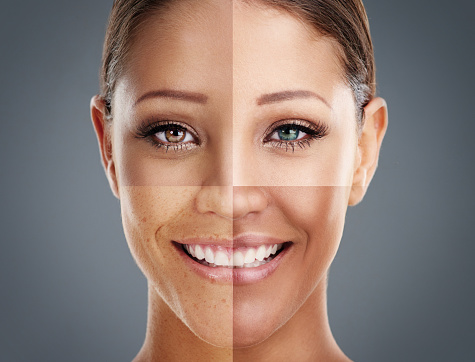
[90,0,387,361]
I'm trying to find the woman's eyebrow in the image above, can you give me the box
[134,89,208,106]
[256,90,331,109]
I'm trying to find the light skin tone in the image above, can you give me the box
[91,1,387,361]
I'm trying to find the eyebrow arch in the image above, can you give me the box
[134,89,208,106]
[256,90,331,109]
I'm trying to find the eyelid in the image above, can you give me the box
[134,118,202,154]
[136,119,200,143]
[263,119,328,141]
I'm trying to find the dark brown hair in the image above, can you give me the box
[100,0,172,117]
[100,0,375,124]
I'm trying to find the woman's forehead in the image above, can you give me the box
[118,0,348,115]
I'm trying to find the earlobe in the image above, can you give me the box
[90,95,120,199]
[348,97,388,206]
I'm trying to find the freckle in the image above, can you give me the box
[142,217,147,223]
[193,303,198,309]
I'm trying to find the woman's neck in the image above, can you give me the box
[134,280,349,362]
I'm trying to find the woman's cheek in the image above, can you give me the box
[116,146,205,186]
[276,185,349,266]
[119,186,198,273]
[112,123,207,187]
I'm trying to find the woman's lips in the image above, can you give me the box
[172,236,292,284]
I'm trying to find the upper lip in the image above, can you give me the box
[232,234,289,248]
[173,233,289,249]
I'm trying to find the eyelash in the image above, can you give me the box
[135,119,200,153]
[135,118,328,153]
[263,119,329,152]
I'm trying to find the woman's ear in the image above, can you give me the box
[90,95,120,199]
[348,97,388,206]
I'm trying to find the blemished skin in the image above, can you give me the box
[90,0,387,361]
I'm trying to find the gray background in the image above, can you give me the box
[1,0,474,361]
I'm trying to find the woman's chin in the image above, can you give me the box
[193,328,234,349]
[232,312,281,349]
[232,329,275,349]
[184,306,283,349]
[186,309,233,349]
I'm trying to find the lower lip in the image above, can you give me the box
[173,242,291,285]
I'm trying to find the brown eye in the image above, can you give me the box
[135,120,200,153]
[165,128,186,143]
[154,126,194,144]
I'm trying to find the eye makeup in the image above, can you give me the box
[263,119,329,152]
[134,118,200,153]
[134,117,328,154]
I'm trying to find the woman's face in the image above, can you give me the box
[106,0,360,348]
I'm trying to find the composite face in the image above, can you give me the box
[106,0,359,349]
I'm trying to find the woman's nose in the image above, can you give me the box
[232,187,268,220]
[195,186,233,219]
[195,186,268,220]
[200,152,232,186]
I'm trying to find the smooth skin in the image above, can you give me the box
[91,0,387,361]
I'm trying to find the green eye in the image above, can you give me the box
[277,126,299,141]
[264,119,329,152]
[268,125,306,142]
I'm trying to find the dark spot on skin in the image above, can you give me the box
[221,299,226,303]
[142,217,147,223]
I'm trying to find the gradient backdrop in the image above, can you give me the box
[1,0,474,361]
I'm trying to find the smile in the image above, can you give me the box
[182,243,284,268]
[173,236,292,284]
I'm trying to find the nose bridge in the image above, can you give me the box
[202,150,232,186]
[232,143,244,186]
[201,117,256,187]
[232,113,256,187]
[201,116,233,186]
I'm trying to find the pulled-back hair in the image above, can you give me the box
[100,0,375,125]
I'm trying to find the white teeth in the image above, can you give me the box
[184,243,284,268]
[255,245,266,261]
[195,245,205,260]
[214,251,229,267]
[204,247,215,264]
[265,245,272,258]
[188,245,195,258]
[244,261,255,268]
[244,248,256,264]
[233,251,244,267]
